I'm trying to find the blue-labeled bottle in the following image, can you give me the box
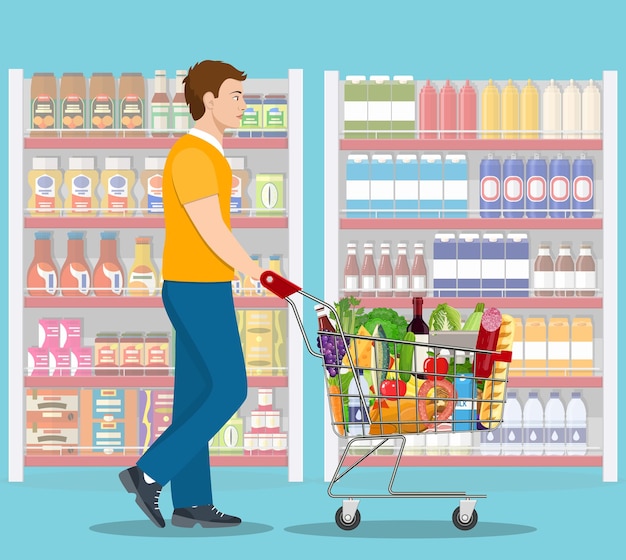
[572,153,594,218]
[525,153,547,218]
[502,153,525,218]
[549,153,571,218]
[479,153,501,218]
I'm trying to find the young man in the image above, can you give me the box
[119,60,264,528]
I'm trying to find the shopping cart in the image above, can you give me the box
[260,271,513,531]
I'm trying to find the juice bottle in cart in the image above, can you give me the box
[28,157,63,216]
[343,242,360,297]
[93,231,124,296]
[520,79,539,139]
[128,237,159,296]
[27,231,58,296]
[60,231,92,296]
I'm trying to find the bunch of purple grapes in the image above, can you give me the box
[317,333,348,377]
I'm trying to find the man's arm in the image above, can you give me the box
[184,194,265,280]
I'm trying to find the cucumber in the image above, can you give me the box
[398,331,415,382]
[371,323,390,387]
[462,302,485,331]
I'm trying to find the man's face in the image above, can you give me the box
[212,78,247,129]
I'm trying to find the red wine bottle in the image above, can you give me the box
[407,297,429,379]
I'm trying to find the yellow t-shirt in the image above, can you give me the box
[162,132,233,282]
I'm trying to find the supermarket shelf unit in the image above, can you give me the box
[323,71,617,482]
[8,69,304,481]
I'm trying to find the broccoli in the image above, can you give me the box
[355,307,408,355]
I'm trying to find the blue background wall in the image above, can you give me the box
[1,0,622,482]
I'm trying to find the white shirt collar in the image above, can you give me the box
[188,128,224,155]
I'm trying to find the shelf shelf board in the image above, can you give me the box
[353,297,603,309]
[507,376,602,388]
[23,375,288,389]
[25,455,288,467]
[340,218,602,230]
[24,296,288,309]
[24,137,288,150]
[24,216,288,229]
[340,138,603,151]
[341,454,602,468]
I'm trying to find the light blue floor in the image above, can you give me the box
[2,465,621,558]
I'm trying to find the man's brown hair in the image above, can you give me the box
[184,60,247,121]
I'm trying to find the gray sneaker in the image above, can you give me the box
[119,466,165,528]
[172,505,242,528]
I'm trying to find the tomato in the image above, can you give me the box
[379,379,407,400]
[423,355,449,382]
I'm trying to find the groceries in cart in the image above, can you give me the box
[316,297,515,437]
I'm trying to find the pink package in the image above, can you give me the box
[27,347,50,376]
[49,348,71,376]
[70,347,93,377]
[60,319,82,349]
[38,319,61,350]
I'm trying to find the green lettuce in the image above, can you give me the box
[428,303,462,331]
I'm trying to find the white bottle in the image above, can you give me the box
[542,79,562,139]
[502,391,523,455]
[347,370,370,436]
[544,391,566,455]
[582,79,601,139]
[562,79,581,139]
[479,426,501,456]
[523,391,544,456]
[566,391,587,456]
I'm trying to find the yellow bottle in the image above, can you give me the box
[562,79,581,139]
[28,157,63,216]
[100,157,137,217]
[64,157,99,216]
[520,79,539,139]
[542,79,562,139]
[501,79,519,139]
[481,79,500,139]
[128,237,159,296]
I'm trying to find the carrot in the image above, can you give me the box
[328,383,345,435]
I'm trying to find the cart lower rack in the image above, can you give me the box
[261,272,513,531]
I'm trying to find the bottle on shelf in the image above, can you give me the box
[410,243,427,297]
[562,79,582,139]
[481,79,500,139]
[554,244,575,297]
[360,242,376,297]
[60,72,87,138]
[172,70,191,137]
[89,72,116,137]
[93,231,124,296]
[64,157,99,217]
[501,391,522,456]
[575,244,596,297]
[100,157,137,217]
[30,72,57,137]
[27,231,59,297]
[520,79,539,139]
[60,231,92,297]
[458,80,477,139]
[439,79,457,139]
[566,392,587,456]
[523,391,544,456]
[151,70,171,138]
[533,244,554,297]
[128,237,159,297]
[501,79,520,139]
[28,157,63,216]
[118,72,145,137]
[419,80,438,139]
[544,391,566,456]
[343,242,360,297]
[377,242,393,297]
[140,157,166,215]
[582,79,601,139]
[394,242,410,298]
[407,296,429,379]
[542,79,562,139]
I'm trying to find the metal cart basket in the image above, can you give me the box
[260,271,512,531]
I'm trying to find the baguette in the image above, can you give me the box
[479,314,515,429]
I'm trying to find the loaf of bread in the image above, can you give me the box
[479,313,515,429]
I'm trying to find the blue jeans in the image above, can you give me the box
[137,281,247,508]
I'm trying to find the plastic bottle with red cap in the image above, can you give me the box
[439,80,457,139]
[458,80,477,139]
[419,80,438,139]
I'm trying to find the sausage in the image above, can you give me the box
[473,307,502,378]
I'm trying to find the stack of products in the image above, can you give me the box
[26,389,79,456]
[238,310,287,376]
[238,94,288,138]
[243,388,287,456]
[139,389,174,453]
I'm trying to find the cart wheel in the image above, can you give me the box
[452,506,478,530]
[335,507,361,530]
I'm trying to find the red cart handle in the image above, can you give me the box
[260,271,302,299]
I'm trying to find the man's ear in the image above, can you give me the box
[202,91,215,111]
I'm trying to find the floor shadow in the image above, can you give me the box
[90,520,274,538]
[284,520,536,539]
